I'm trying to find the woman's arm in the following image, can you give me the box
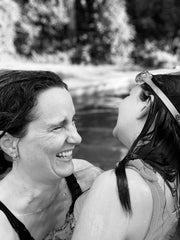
[72,158,103,192]
[72,169,153,240]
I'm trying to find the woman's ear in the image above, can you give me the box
[0,132,19,159]
[137,95,154,120]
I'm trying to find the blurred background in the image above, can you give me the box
[0,0,180,238]
[1,0,180,67]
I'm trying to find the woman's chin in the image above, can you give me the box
[52,161,74,178]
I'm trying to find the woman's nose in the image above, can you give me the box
[67,125,82,145]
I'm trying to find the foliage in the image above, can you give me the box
[15,0,73,56]
[132,40,178,68]
[2,0,180,66]
[0,0,20,55]
[102,0,135,62]
[126,0,180,58]
[71,0,135,64]
[14,0,134,64]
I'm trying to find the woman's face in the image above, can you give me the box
[113,86,145,148]
[17,87,82,182]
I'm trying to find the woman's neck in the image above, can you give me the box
[0,167,65,215]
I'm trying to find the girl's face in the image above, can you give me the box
[113,86,146,148]
[16,87,82,183]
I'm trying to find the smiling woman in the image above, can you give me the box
[0,70,102,240]
[18,87,81,180]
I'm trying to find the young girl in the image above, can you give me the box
[72,71,180,240]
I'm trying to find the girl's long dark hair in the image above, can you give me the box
[115,74,180,215]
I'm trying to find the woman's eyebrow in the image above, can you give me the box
[47,113,76,128]
[47,119,67,129]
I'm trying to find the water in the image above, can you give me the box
[73,93,127,170]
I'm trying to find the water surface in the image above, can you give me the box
[73,93,127,170]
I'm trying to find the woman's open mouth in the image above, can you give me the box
[56,150,73,159]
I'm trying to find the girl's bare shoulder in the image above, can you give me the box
[125,168,153,239]
[125,168,153,207]
[90,168,153,238]
[89,168,153,201]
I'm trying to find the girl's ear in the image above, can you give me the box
[0,132,19,159]
[137,95,154,119]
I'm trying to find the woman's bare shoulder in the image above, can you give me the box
[72,158,102,172]
[0,211,18,240]
[72,159,103,192]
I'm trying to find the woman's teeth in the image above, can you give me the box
[57,150,72,158]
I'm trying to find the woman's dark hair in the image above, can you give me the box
[0,69,68,174]
[115,73,180,215]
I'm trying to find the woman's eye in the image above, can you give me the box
[53,126,63,131]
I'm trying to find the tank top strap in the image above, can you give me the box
[127,159,158,182]
[0,201,35,240]
[65,174,83,214]
[127,159,171,239]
